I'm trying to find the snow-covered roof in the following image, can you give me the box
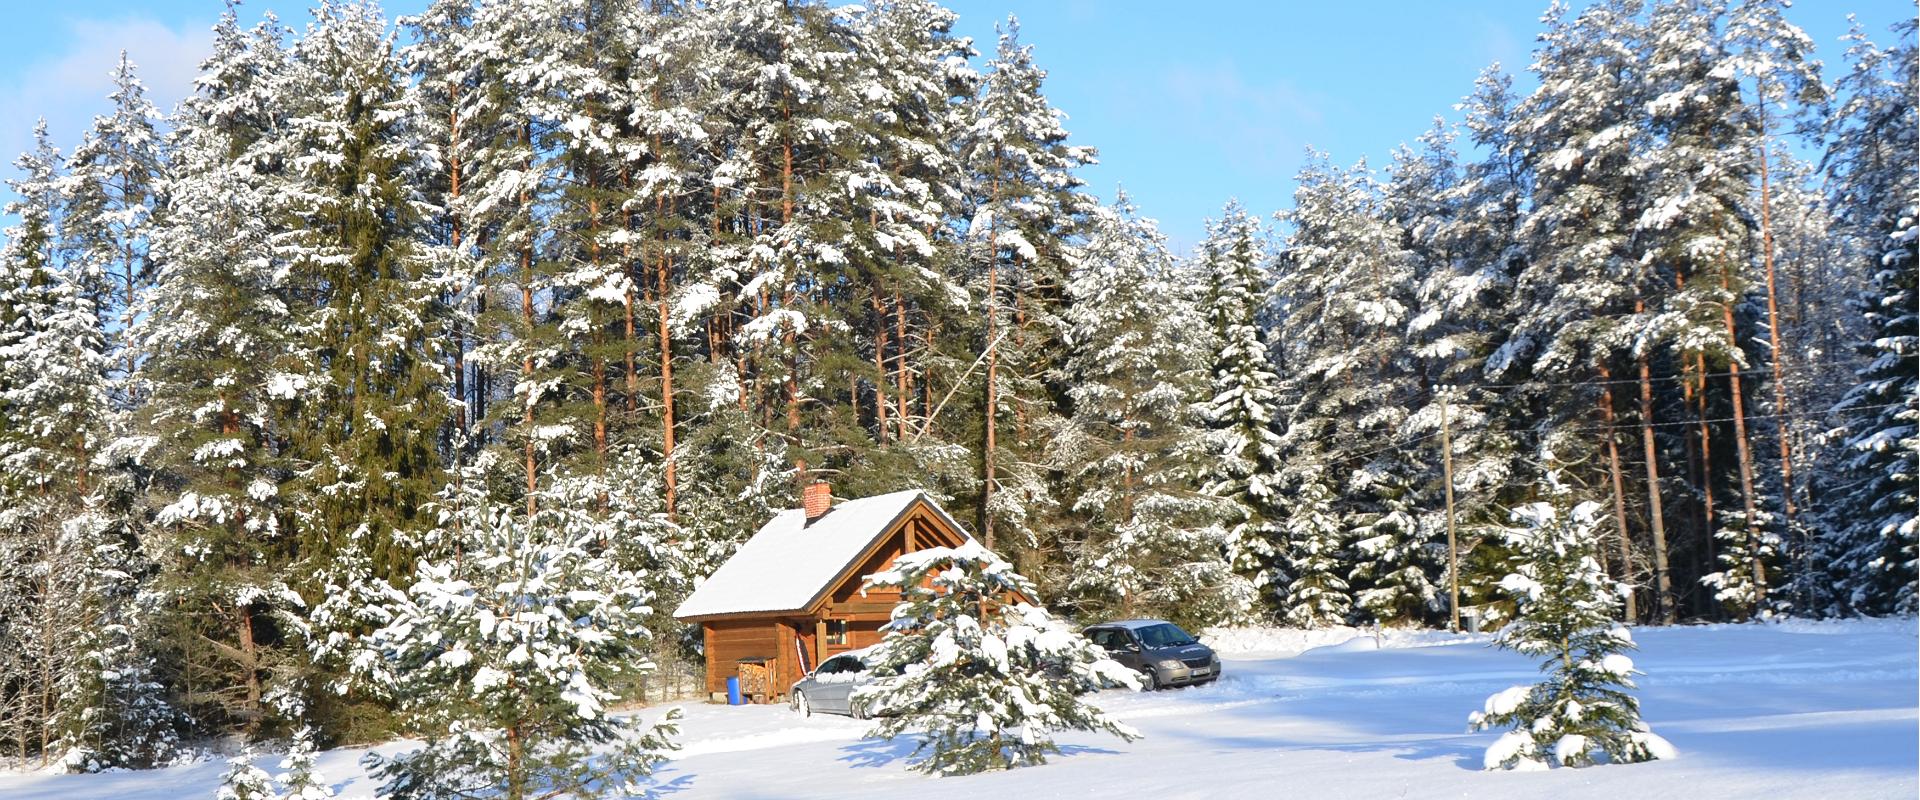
[672,489,971,620]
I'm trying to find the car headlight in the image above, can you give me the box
[1158,659,1186,670]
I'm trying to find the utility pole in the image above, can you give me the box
[1441,389,1460,633]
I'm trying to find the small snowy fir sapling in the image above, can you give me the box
[853,542,1141,775]
[361,481,679,800]
[1469,498,1675,770]
[217,749,276,800]
[276,727,334,800]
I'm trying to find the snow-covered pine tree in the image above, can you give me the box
[827,0,981,503]
[853,541,1140,776]
[1425,66,1534,620]
[363,474,678,800]
[217,749,277,800]
[964,16,1096,551]
[1470,494,1674,770]
[1279,478,1352,628]
[1757,155,1857,614]
[1496,0,1653,617]
[276,726,334,800]
[1052,196,1248,626]
[1823,17,1918,617]
[61,51,163,396]
[1195,200,1284,617]
[398,0,489,458]
[608,0,710,522]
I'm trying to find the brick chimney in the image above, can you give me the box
[802,481,833,524]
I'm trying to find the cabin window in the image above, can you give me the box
[825,619,848,646]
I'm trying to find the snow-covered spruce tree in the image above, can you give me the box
[1470,497,1673,770]
[1051,196,1248,626]
[54,509,182,773]
[0,119,177,771]
[0,123,80,764]
[1196,200,1284,616]
[1279,478,1352,628]
[1347,466,1436,625]
[136,4,310,738]
[277,0,450,576]
[1823,17,1918,617]
[218,748,277,800]
[363,475,678,800]
[853,541,1140,776]
[276,726,334,800]
[0,122,110,504]
[1273,152,1416,625]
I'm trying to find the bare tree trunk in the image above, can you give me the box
[449,98,466,437]
[871,290,890,443]
[1720,273,1766,604]
[981,164,1002,549]
[1756,112,1799,557]
[1598,365,1639,622]
[658,209,678,520]
[1636,340,1674,624]
[237,604,261,736]
[894,290,911,441]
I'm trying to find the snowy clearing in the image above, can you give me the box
[3,618,1912,800]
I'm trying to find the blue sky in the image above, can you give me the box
[1,0,1909,250]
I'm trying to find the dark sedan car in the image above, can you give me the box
[1083,619,1220,689]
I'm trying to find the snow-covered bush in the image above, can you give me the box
[854,542,1141,775]
[360,482,678,800]
[1468,499,1674,770]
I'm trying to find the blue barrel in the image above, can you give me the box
[726,676,742,705]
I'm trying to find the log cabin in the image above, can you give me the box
[671,483,979,703]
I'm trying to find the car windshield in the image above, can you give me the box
[1134,623,1196,648]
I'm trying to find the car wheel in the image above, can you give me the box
[796,691,811,717]
[850,697,868,720]
[1141,668,1160,691]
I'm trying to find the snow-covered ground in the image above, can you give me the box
[4,618,1913,799]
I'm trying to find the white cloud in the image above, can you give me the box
[0,16,212,183]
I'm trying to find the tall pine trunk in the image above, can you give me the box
[1598,366,1639,622]
[1755,120,1798,559]
[657,199,678,520]
[1720,273,1766,604]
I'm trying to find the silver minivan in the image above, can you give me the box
[1083,619,1220,689]
[789,648,879,718]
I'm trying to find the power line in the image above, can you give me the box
[1281,401,1908,468]
[1559,401,1910,436]
[1453,355,1867,391]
